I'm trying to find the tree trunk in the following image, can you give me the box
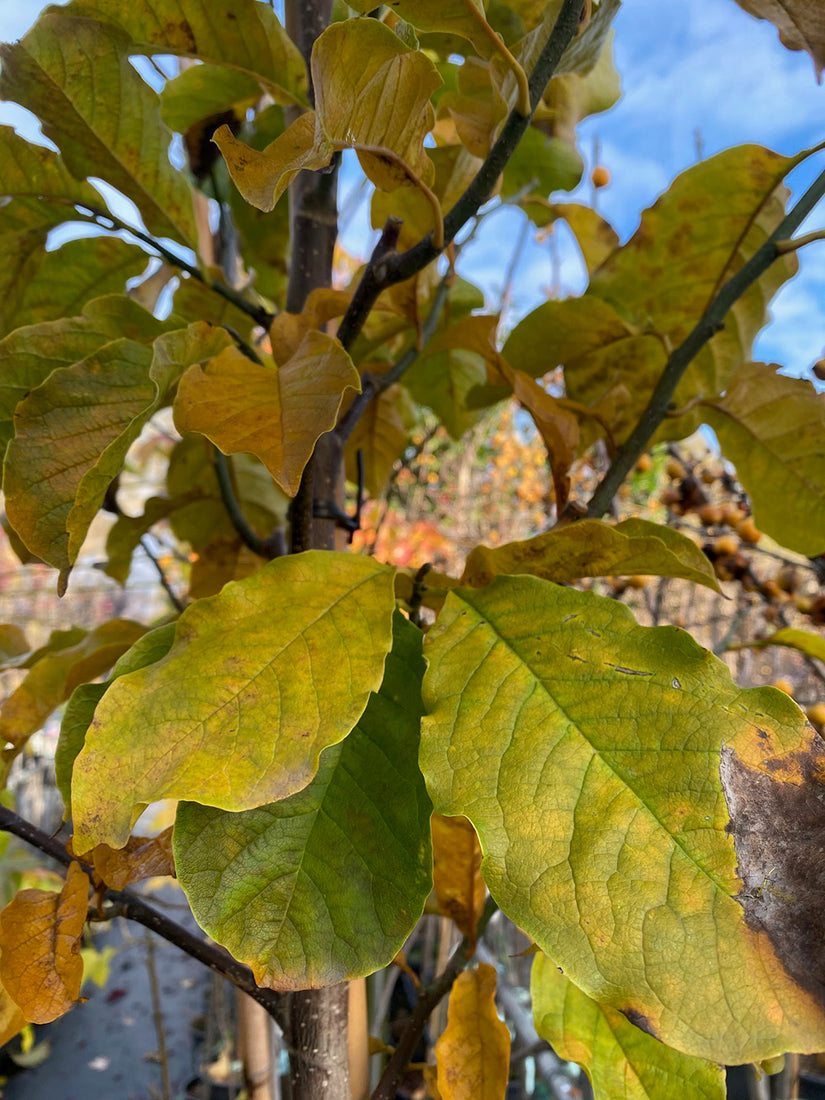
[279,4,350,1099]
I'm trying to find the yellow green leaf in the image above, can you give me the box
[431,814,486,947]
[0,294,176,464]
[0,626,29,666]
[0,619,147,757]
[174,613,431,991]
[174,332,360,496]
[345,381,415,498]
[66,0,308,107]
[56,623,176,816]
[4,322,230,577]
[520,201,620,273]
[0,235,148,341]
[0,862,89,1024]
[346,1,505,63]
[703,362,825,555]
[506,146,798,444]
[420,576,825,1062]
[160,63,262,136]
[733,627,825,663]
[461,517,721,592]
[435,963,511,1100]
[0,123,99,208]
[0,14,197,246]
[71,552,396,851]
[531,953,725,1100]
[732,0,825,78]
[313,19,441,191]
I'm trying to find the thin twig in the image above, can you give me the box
[143,927,173,1100]
[370,897,499,1100]
[586,164,825,519]
[0,805,282,1018]
[71,204,274,329]
[140,536,186,614]
[213,450,284,560]
[336,277,451,446]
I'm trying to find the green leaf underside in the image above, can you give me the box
[531,954,725,1100]
[702,362,825,556]
[0,13,198,246]
[0,235,149,341]
[461,518,720,592]
[56,623,176,816]
[174,613,432,991]
[504,146,797,443]
[420,576,825,1062]
[70,552,397,851]
[0,295,177,465]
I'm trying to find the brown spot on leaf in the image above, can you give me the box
[620,1007,660,1039]
[720,736,825,1006]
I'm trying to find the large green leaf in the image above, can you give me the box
[0,13,197,246]
[531,954,725,1100]
[702,362,825,555]
[174,613,432,991]
[4,323,230,582]
[0,124,99,208]
[65,0,308,107]
[0,295,176,466]
[71,552,397,851]
[1,236,149,339]
[461,518,720,592]
[505,146,797,444]
[173,332,360,496]
[420,576,825,1062]
[56,623,176,816]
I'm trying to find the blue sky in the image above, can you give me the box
[1,0,824,377]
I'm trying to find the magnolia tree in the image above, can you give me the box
[0,1,824,1098]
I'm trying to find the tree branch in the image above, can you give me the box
[586,164,825,519]
[0,805,282,1018]
[334,0,587,353]
[213,449,285,560]
[73,204,274,329]
[370,897,499,1100]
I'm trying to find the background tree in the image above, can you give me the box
[0,2,824,1099]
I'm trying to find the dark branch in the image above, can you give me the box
[0,805,282,1018]
[213,449,286,560]
[370,897,499,1100]
[586,163,825,518]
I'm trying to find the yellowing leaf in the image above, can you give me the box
[521,202,620,273]
[87,829,175,890]
[0,862,89,1024]
[0,619,147,756]
[420,576,825,1062]
[0,979,26,1047]
[174,613,431,991]
[506,146,798,444]
[313,19,441,190]
[733,0,825,79]
[0,123,99,209]
[161,63,262,136]
[174,331,360,497]
[4,323,231,577]
[435,964,511,1100]
[66,0,308,107]
[531,953,725,1100]
[214,112,330,213]
[431,814,486,947]
[461,517,721,592]
[703,362,825,555]
[0,14,197,246]
[346,0,492,57]
[71,552,396,851]
[345,381,414,498]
